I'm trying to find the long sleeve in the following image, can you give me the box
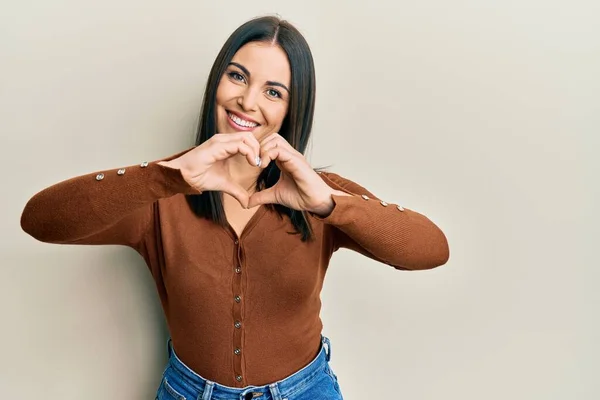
[313,171,449,270]
[20,147,198,249]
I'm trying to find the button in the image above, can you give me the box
[117,168,126,176]
[234,321,241,328]
[234,347,241,355]
[397,205,405,212]
[140,161,149,168]
[234,295,241,303]
[235,267,241,274]
[236,375,243,382]
[95,173,104,181]
[234,239,239,245]
[380,201,388,207]
[361,194,369,200]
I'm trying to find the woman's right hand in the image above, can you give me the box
[158,132,264,208]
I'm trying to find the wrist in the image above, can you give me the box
[157,159,180,170]
[310,189,351,217]
[157,159,201,193]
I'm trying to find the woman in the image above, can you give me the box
[20,15,449,400]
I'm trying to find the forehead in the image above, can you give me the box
[231,42,291,85]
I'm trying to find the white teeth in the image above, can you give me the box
[228,112,258,128]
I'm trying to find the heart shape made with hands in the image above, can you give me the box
[229,155,328,215]
[215,134,302,210]
[169,132,337,215]
[234,157,299,210]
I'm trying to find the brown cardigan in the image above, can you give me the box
[20,147,449,387]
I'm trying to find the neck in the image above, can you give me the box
[225,154,262,194]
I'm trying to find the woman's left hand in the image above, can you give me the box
[247,133,339,216]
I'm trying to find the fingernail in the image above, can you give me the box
[255,156,262,167]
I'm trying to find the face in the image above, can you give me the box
[216,42,291,140]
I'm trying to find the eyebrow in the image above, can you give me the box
[228,62,290,94]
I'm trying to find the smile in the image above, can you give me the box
[227,111,259,128]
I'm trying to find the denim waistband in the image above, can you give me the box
[166,335,332,400]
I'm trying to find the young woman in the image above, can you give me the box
[20,15,449,400]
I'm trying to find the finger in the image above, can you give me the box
[259,138,289,169]
[211,132,247,142]
[259,132,286,150]
[213,140,260,167]
[221,181,250,209]
[225,131,261,150]
[240,132,262,167]
[258,141,275,170]
[263,146,297,170]
[225,132,261,167]
[212,133,261,164]
[247,187,277,209]
[261,135,299,157]
[258,132,278,146]
[245,130,262,148]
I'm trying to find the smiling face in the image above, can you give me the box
[216,41,291,140]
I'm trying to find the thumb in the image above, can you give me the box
[221,182,250,209]
[247,187,277,209]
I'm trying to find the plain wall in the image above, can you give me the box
[1,0,598,399]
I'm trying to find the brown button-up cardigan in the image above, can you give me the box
[20,147,449,387]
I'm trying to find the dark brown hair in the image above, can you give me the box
[185,15,321,241]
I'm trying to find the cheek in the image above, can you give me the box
[263,103,289,127]
[216,77,244,107]
[215,78,229,105]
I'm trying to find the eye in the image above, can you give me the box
[228,71,246,83]
[266,88,282,98]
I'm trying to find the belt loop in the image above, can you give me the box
[322,335,331,362]
[201,380,214,400]
[268,383,283,400]
[167,337,173,358]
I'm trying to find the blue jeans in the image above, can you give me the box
[155,335,344,400]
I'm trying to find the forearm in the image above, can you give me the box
[21,149,197,244]
[313,171,449,270]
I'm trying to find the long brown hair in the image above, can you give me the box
[185,16,321,241]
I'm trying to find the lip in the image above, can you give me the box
[226,110,260,132]
[227,110,260,125]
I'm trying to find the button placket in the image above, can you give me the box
[232,237,244,385]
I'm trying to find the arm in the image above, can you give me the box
[20,147,198,248]
[311,172,449,270]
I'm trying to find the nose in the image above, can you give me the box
[237,86,259,112]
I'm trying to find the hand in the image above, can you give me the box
[247,133,336,214]
[158,132,263,208]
